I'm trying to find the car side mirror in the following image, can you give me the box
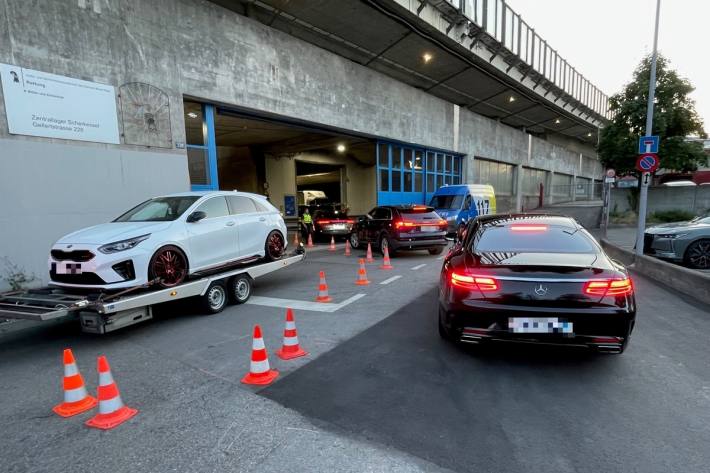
[358,216,367,222]
[187,211,207,223]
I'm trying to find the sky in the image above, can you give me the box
[504,0,709,134]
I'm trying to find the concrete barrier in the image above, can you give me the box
[601,239,710,306]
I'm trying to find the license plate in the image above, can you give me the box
[55,262,82,275]
[330,224,347,230]
[508,317,573,334]
[420,226,438,232]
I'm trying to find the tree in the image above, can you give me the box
[598,54,706,175]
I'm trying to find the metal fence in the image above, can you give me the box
[447,0,610,119]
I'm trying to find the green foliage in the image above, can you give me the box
[598,55,706,174]
[648,209,696,223]
[0,257,37,291]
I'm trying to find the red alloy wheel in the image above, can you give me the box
[267,232,284,260]
[151,247,187,287]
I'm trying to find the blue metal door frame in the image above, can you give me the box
[377,141,463,206]
[188,103,219,191]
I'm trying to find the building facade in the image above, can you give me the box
[0,0,604,287]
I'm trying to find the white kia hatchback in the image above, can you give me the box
[48,191,288,290]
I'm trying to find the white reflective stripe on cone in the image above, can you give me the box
[99,371,115,386]
[285,321,296,330]
[99,395,124,414]
[250,359,270,374]
[64,386,89,403]
[252,338,265,350]
[64,363,79,377]
[283,337,299,347]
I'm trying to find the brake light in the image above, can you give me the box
[316,220,331,225]
[583,278,633,296]
[451,272,499,291]
[395,220,417,229]
[510,225,548,232]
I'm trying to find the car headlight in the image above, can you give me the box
[656,233,688,239]
[98,234,151,254]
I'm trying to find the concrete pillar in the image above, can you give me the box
[572,172,577,202]
[547,171,555,204]
[515,164,524,212]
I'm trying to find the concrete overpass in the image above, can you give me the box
[219,0,608,144]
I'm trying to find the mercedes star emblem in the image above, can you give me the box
[534,284,548,296]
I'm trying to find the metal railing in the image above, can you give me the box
[447,0,610,119]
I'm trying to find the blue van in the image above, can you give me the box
[429,184,497,233]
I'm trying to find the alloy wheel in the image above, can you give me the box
[687,240,710,269]
[267,232,284,260]
[152,248,187,287]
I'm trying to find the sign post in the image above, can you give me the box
[601,169,615,239]
[635,0,662,257]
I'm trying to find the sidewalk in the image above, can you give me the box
[605,227,636,250]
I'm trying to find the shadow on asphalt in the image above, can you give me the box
[260,288,628,473]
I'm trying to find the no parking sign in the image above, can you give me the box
[636,153,660,173]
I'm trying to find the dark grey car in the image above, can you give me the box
[644,214,710,269]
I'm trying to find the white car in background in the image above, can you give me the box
[48,191,288,290]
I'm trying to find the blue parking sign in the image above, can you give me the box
[638,136,659,154]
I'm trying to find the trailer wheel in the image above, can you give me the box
[228,275,252,304]
[201,281,227,314]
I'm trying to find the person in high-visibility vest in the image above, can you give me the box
[301,208,314,239]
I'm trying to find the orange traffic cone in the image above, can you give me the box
[85,355,138,430]
[315,271,332,302]
[366,242,374,263]
[53,348,97,417]
[344,240,351,256]
[356,258,371,285]
[329,236,336,251]
[307,233,314,248]
[293,232,300,247]
[380,245,394,270]
[241,325,279,385]
[276,308,308,360]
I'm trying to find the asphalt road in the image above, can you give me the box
[262,273,710,473]
[0,246,452,473]
[2,242,710,472]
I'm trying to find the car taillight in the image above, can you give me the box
[450,272,499,291]
[583,278,633,296]
[395,220,417,229]
[316,220,332,225]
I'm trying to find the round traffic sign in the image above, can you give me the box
[606,168,616,178]
[636,153,660,173]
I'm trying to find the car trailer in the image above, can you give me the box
[0,251,305,334]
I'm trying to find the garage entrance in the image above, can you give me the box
[295,161,343,206]
[183,100,377,219]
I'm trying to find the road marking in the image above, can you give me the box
[411,264,426,270]
[380,275,402,285]
[246,293,366,313]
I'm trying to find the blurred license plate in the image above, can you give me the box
[508,317,572,334]
[55,262,82,275]
[329,224,346,230]
[420,226,437,232]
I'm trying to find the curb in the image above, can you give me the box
[600,238,710,306]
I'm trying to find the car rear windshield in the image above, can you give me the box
[473,224,597,254]
[114,196,200,222]
[429,195,463,209]
[398,207,441,222]
[314,209,348,220]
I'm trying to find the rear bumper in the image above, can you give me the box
[392,236,447,250]
[440,300,635,352]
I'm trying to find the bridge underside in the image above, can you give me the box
[214,0,602,145]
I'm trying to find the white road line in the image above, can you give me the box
[246,293,366,313]
[411,264,427,270]
[380,275,402,285]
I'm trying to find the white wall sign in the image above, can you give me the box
[0,63,120,144]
